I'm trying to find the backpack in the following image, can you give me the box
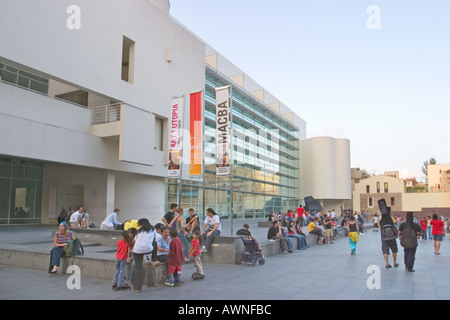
[63,239,84,257]
[400,225,417,249]
[73,239,84,256]
[381,223,398,241]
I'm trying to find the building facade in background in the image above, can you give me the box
[167,45,305,220]
[353,172,450,218]
[0,0,205,225]
[0,0,306,225]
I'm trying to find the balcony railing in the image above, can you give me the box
[90,103,122,125]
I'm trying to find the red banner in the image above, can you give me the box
[189,91,203,176]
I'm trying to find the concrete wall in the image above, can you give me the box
[42,163,166,226]
[402,192,450,212]
[0,0,205,117]
[0,0,205,175]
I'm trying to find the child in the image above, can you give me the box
[164,228,185,286]
[112,231,132,291]
[126,228,137,286]
[188,229,205,280]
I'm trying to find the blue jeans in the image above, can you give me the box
[281,229,292,250]
[178,231,188,257]
[48,246,64,273]
[202,229,220,251]
[428,226,433,240]
[288,234,307,249]
[113,259,128,287]
[422,228,427,240]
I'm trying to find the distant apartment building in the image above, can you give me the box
[428,164,450,192]
[405,178,417,189]
[354,170,450,217]
[353,174,405,214]
[384,171,399,179]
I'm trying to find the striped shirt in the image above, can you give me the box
[55,231,73,244]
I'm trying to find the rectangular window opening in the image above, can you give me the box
[121,36,135,83]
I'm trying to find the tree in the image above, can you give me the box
[422,157,437,184]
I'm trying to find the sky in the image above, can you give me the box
[169,0,450,182]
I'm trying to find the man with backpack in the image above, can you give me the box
[399,212,423,272]
[379,206,399,268]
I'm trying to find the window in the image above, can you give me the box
[384,182,389,193]
[154,117,164,151]
[391,197,395,206]
[368,197,373,207]
[121,36,135,83]
[366,185,370,193]
[376,182,380,193]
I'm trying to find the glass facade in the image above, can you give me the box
[0,156,43,224]
[166,65,300,221]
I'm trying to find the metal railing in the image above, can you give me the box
[90,103,122,125]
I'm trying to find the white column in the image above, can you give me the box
[106,171,116,216]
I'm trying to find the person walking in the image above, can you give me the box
[373,213,380,232]
[399,212,423,272]
[348,215,359,255]
[380,208,399,268]
[419,216,428,240]
[430,213,445,255]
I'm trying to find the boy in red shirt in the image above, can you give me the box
[419,217,428,240]
[188,229,205,280]
[112,231,132,290]
[165,228,185,286]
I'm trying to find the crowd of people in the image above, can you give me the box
[107,204,214,292]
[50,202,450,293]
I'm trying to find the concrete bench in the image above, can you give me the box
[53,228,123,247]
[0,246,169,287]
[200,236,244,265]
[257,220,273,228]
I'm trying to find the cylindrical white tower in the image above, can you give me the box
[300,136,351,200]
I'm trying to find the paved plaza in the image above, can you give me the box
[1,222,450,302]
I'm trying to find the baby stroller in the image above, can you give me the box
[237,235,265,266]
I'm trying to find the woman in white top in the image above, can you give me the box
[200,208,221,253]
[132,218,156,293]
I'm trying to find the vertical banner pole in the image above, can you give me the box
[168,96,184,205]
[214,85,233,234]
[229,86,234,235]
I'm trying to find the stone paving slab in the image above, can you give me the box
[1,223,450,302]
